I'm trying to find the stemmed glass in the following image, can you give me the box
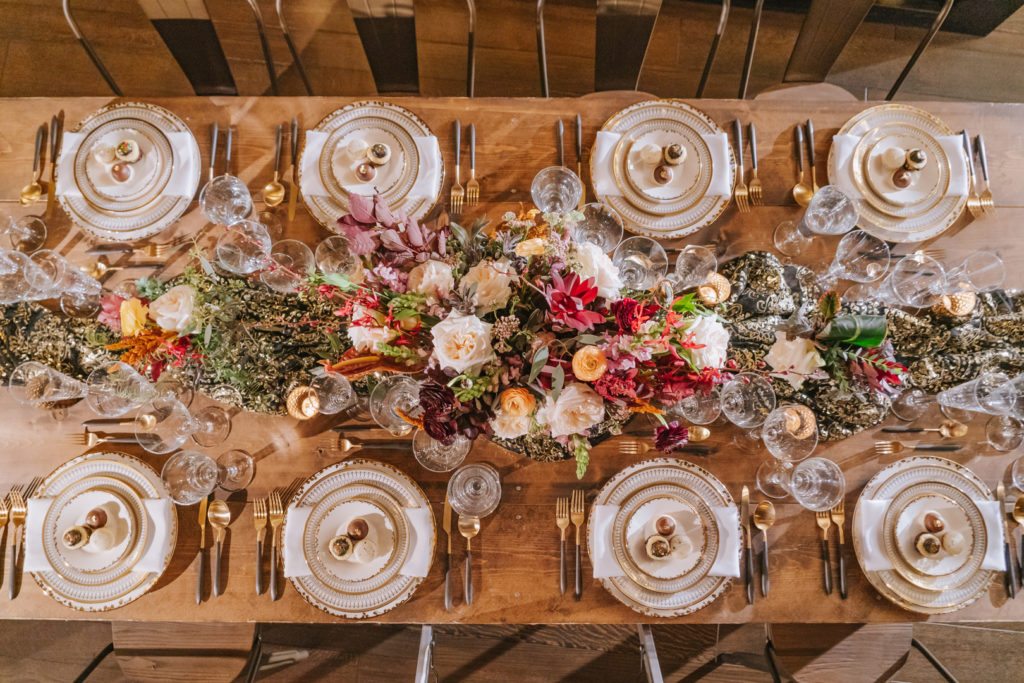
[789,458,845,511]
[756,405,819,499]
[8,361,88,407]
[447,463,502,518]
[985,415,1023,452]
[161,449,254,505]
[671,245,717,291]
[0,249,41,303]
[573,203,623,252]
[27,249,102,316]
[531,166,583,213]
[260,239,314,293]
[4,215,47,253]
[133,396,233,454]
[315,236,361,277]
[773,185,860,256]
[199,169,252,226]
[413,429,472,472]
[816,230,890,289]
[936,372,1013,416]
[720,372,777,444]
[216,220,272,274]
[848,253,947,308]
[369,375,422,436]
[943,251,1005,293]
[666,386,721,425]
[890,389,931,422]
[310,371,356,415]
[86,362,157,417]
[612,237,668,290]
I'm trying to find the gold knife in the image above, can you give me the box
[998,482,1018,597]
[742,485,754,604]
[443,495,453,610]
[287,117,299,225]
[197,493,209,604]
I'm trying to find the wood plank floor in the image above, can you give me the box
[2,619,1022,681]
[2,1,1024,101]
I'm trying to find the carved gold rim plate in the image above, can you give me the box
[852,123,950,218]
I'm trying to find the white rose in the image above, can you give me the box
[430,311,495,374]
[347,304,397,352]
[573,242,623,301]
[546,383,605,438]
[149,285,195,333]
[764,331,826,389]
[490,409,531,439]
[684,316,730,370]
[460,259,515,312]
[407,259,454,304]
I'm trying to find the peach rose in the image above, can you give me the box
[572,346,608,382]
[514,238,546,257]
[500,388,536,418]
[119,298,149,337]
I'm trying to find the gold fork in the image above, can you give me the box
[815,509,833,595]
[555,497,569,595]
[874,440,961,457]
[747,122,763,207]
[961,130,984,219]
[619,440,655,457]
[466,123,480,206]
[449,120,464,216]
[253,498,268,595]
[830,499,847,599]
[65,432,139,448]
[268,490,285,601]
[974,135,994,214]
[570,489,585,601]
[8,487,27,599]
[732,120,750,214]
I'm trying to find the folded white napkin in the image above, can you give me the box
[283,503,432,579]
[831,133,968,201]
[23,496,173,574]
[300,131,440,202]
[591,131,732,200]
[55,131,197,198]
[856,498,1004,572]
[591,503,741,580]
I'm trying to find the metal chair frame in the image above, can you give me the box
[276,0,314,95]
[738,0,764,99]
[244,0,280,95]
[695,0,731,98]
[62,0,123,96]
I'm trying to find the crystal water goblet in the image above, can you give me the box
[0,249,44,302]
[135,397,233,453]
[936,372,1013,416]
[86,362,157,417]
[992,374,1024,420]
[216,449,255,491]
[8,361,88,407]
[531,166,583,213]
[199,174,252,226]
[447,463,502,518]
[311,371,356,415]
[573,203,623,252]
[369,375,422,436]
[852,253,947,308]
[666,386,722,425]
[6,215,46,253]
[944,251,1005,293]
[720,372,776,439]
[756,404,818,499]
[985,415,1023,452]
[789,457,845,511]
[59,264,103,317]
[315,236,361,277]
[161,450,219,505]
[890,389,931,422]
[613,236,668,290]
[216,220,272,275]
[773,185,860,256]
[413,429,471,472]
[672,245,718,291]
[260,239,314,293]
[817,230,890,289]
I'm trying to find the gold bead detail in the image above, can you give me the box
[931,291,976,317]
[287,385,320,420]
[697,273,731,305]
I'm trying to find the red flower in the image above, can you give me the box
[611,298,658,334]
[542,271,605,332]
[654,421,690,453]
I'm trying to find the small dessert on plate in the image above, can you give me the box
[347,517,369,541]
[670,533,693,557]
[921,511,946,534]
[62,525,92,550]
[645,534,672,560]
[655,515,676,537]
[89,527,117,552]
[366,143,391,166]
[328,534,355,561]
[114,140,142,163]
[914,532,942,557]
[663,143,686,166]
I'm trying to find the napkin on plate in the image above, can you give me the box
[591,503,740,580]
[283,503,432,579]
[23,496,173,574]
[856,497,1004,572]
[55,131,197,199]
[831,133,968,202]
[300,131,440,202]
[591,131,732,200]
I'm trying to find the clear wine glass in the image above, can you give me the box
[135,398,233,454]
[756,404,818,499]
[86,362,157,417]
[216,449,255,491]
[852,253,947,308]
[0,250,39,303]
[789,457,845,511]
[672,245,718,291]
[8,361,88,407]
[817,230,890,289]
[1012,455,1024,492]
[612,236,668,290]
[412,429,471,472]
[199,174,252,226]
[154,366,197,407]
[311,371,356,415]
[191,406,232,446]
[774,185,860,256]
[944,251,1005,293]
[315,236,360,277]
[447,463,502,518]
[216,220,272,275]
[936,372,1013,415]
[985,415,1023,452]
[6,215,47,253]
[531,166,583,213]
[59,264,103,318]
[992,374,1024,420]
[573,203,623,252]
[161,450,219,505]
[720,372,776,437]
[258,209,284,241]
[260,239,314,294]
[369,375,422,436]
[666,386,721,425]
[890,388,931,422]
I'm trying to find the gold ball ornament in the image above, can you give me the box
[287,385,320,420]
[931,291,976,317]
[782,404,817,439]
[697,273,731,305]
[688,426,711,442]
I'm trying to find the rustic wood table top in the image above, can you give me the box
[1,93,1023,624]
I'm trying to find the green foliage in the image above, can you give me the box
[528,346,549,383]
[818,291,841,322]
[817,314,887,348]
[376,342,419,364]
[135,277,169,300]
[572,435,591,479]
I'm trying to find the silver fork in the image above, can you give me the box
[732,120,750,213]
[449,120,464,216]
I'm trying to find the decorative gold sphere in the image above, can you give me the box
[287,385,320,420]
[782,404,816,439]
[931,290,976,317]
[697,272,731,305]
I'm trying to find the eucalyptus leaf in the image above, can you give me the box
[528,346,549,383]
[551,364,565,402]
[577,334,603,345]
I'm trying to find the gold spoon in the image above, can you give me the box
[458,515,481,605]
[792,126,813,208]
[20,125,46,206]
[752,500,776,598]
[263,124,286,208]
[80,258,166,280]
[207,500,231,597]
[881,419,968,439]
[1013,497,1024,579]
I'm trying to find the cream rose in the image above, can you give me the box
[407,259,454,304]
[460,259,515,311]
[684,316,730,370]
[149,285,195,333]
[430,311,495,374]
[347,304,397,353]
[764,331,826,389]
[572,242,623,301]
[490,409,531,439]
[546,383,605,438]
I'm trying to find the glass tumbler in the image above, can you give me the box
[199,175,253,226]
[369,375,422,436]
[756,404,818,499]
[413,429,472,472]
[216,220,272,275]
[315,236,361,277]
[531,166,583,214]
[260,239,314,293]
[161,450,219,505]
[447,463,502,518]
[789,457,845,512]
[573,203,623,252]
[7,215,47,253]
[311,371,356,415]
[672,245,718,291]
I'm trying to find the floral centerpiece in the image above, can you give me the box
[316,194,732,477]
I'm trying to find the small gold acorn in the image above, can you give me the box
[287,385,320,420]
[697,273,731,305]
[931,290,976,317]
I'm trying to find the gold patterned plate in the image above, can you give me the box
[617,120,709,206]
[854,125,949,218]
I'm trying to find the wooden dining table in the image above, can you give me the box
[1,93,1024,627]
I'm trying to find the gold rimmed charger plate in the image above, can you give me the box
[614,119,709,207]
[312,497,399,584]
[320,116,414,203]
[852,123,949,218]
[76,117,173,211]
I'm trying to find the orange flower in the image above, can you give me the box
[119,298,149,337]
[500,388,536,418]
[572,346,608,382]
[514,237,547,257]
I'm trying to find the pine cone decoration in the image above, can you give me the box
[697,273,732,305]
